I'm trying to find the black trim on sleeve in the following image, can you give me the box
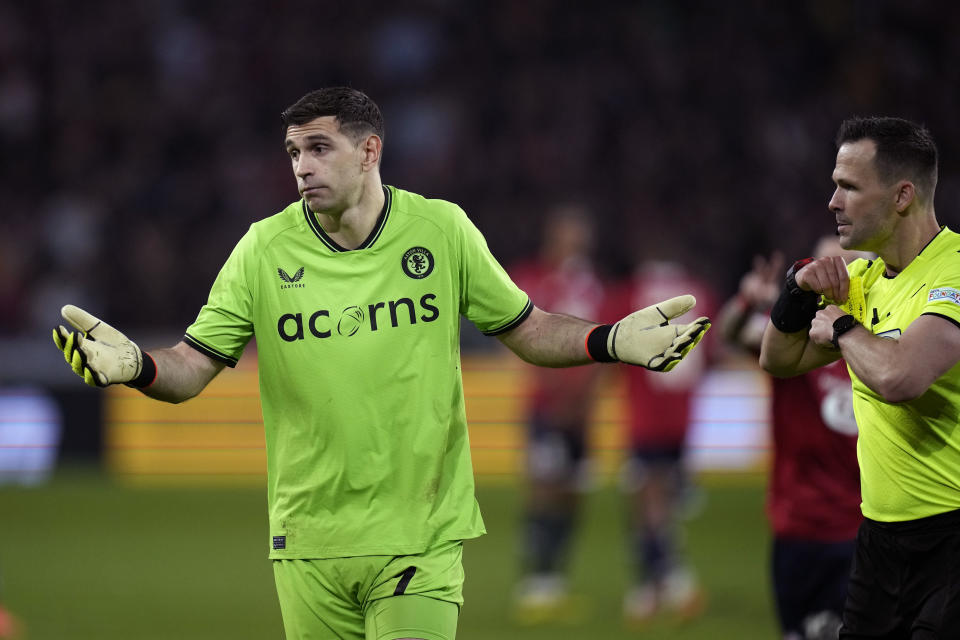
[922,312,960,331]
[183,334,239,367]
[482,298,534,336]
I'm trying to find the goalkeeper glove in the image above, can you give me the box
[585,295,710,371]
[52,305,156,388]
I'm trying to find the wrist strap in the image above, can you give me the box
[770,258,820,333]
[831,315,859,349]
[585,324,616,362]
[126,352,157,388]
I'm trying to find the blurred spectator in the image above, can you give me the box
[3,2,959,337]
[509,205,608,623]
[616,254,717,624]
[716,235,868,640]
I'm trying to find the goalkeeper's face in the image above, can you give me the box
[284,116,374,215]
[828,139,901,253]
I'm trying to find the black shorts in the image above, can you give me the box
[841,508,960,639]
[773,536,855,636]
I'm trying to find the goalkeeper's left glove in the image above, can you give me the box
[585,294,711,371]
[52,305,156,388]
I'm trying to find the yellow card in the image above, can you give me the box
[823,275,866,323]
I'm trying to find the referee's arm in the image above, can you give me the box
[759,318,839,378]
[827,313,960,404]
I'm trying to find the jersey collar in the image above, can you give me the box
[917,225,949,258]
[302,186,392,252]
[881,225,949,279]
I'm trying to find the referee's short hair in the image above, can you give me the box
[282,87,384,143]
[836,116,938,201]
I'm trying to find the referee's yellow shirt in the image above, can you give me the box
[848,227,960,522]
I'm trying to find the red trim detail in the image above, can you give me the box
[585,325,602,361]
[143,352,158,388]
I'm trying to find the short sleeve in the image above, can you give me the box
[455,210,531,335]
[924,262,960,328]
[183,228,257,366]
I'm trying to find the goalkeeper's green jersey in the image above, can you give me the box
[846,226,960,522]
[184,186,531,558]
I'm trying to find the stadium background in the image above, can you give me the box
[1,1,959,638]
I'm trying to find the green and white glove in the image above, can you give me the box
[52,305,156,388]
[585,295,711,371]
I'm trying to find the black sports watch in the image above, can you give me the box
[831,314,858,349]
[785,257,814,297]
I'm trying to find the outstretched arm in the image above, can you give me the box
[496,306,595,367]
[497,296,710,371]
[139,341,225,403]
[53,305,224,403]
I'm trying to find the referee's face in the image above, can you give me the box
[829,139,900,254]
[284,116,371,215]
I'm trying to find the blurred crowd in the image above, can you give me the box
[2,0,960,337]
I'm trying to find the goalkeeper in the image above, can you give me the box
[52,87,709,640]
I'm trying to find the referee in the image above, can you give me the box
[761,116,960,638]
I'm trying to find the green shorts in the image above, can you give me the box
[273,539,463,640]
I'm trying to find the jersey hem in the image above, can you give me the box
[266,531,484,559]
[860,503,960,523]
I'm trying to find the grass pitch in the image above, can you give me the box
[0,468,776,639]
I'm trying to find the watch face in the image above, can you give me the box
[831,314,857,349]
[833,314,857,333]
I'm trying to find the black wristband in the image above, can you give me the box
[126,352,157,388]
[770,258,820,333]
[586,324,617,362]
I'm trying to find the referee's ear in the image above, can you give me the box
[893,180,916,213]
[360,134,383,170]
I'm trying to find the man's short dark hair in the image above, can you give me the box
[836,116,938,199]
[281,87,384,142]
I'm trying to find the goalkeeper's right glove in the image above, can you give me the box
[52,305,156,388]
[585,295,710,371]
